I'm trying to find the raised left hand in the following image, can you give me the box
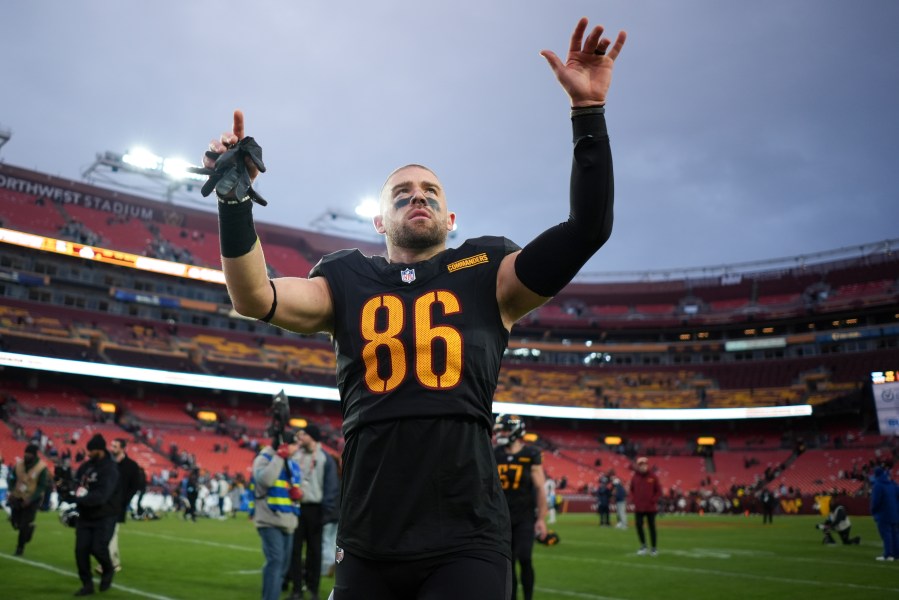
[540,17,627,107]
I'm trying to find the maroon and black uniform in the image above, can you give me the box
[495,445,542,525]
[310,236,517,563]
[495,443,542,600]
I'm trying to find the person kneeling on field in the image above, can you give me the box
[817,504,860,545]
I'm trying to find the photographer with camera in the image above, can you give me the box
[8,443,49,556]
[253,427,303,600]
[816,504,860,546]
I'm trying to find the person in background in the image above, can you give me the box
[286,423,339,600]
[612,476,628,529]
[229,475,245,518]
[0,454,9,508]
[870,466,899,561]
[71,434,120,596]
[629,456,661,557]
[102,438,142,575]
[217,474,230,519]
[817,504,861,546]
[759,487,777,525]
[494,414,548,600]
[595,475,612,526]
[134,465,148,518]
[544,474,558,525]
[253,431,303,600]
[8,443,49,556]
[183,468,200,522]
[320,455,341,580]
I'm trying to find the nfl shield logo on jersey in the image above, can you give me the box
[400,268,416,284]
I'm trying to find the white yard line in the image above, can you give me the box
[541,554,899,594]
[534,588,632,600]
[0,553,180,600]
[129,530,259,552]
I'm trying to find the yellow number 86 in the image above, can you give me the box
[360,291,463,393]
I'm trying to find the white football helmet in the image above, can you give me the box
[58,501,80,528]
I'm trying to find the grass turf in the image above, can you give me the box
[1,511,895,599]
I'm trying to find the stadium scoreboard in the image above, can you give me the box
[871,370,899,435]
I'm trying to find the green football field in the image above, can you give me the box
[2,511,895,599]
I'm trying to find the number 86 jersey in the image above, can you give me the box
[310,235,518,559]
[310,235,520,437]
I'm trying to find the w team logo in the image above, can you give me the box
[400,268,416,284]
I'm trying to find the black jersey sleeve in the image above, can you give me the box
[514,113,613,297]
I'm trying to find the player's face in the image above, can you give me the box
[375,166,456,250]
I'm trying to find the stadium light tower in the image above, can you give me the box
[0,125,11,150]
[310,203,384,242]
[82,147,209,205]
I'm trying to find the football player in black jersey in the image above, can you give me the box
[494,415,548,600]
[202,16,625,600]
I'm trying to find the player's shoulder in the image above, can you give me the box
[311,248,362,268]
[309,248,372,278]
[458,235,521,256]
[523,444,543,460]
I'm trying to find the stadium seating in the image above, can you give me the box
[2,161,898,514]
[0,189,64,235]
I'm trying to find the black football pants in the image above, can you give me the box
[332,548,511,600]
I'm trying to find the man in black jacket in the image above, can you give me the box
[100,438,142,574]
[72,433,120,596]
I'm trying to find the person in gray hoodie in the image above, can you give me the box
[870,466,899,561]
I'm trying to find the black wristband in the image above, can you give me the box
[259,279,278,323]
[218,200,259,258]
[570,105,605,118]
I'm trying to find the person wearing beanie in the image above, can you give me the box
[9,443,50,556]
[630,456,662,557]
[285,423,338,600]
[71,433,120,595]
[870,466,899,561]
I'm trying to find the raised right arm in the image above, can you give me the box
[211,110,334,335]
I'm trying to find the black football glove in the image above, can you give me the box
[189,136,268,206]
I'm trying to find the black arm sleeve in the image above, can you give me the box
[514,112,613,297]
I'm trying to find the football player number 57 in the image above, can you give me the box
[497,463,524,491]
[360,291,463,393]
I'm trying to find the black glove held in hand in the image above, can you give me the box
[189,137,268,206]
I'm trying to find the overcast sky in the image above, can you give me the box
[2,1,897,278]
